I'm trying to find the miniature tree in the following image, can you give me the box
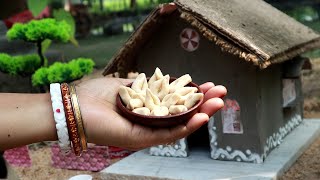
[32,58,95,86]
[0,53,41,76]
[6,18,71,67]
[1,17,95,90]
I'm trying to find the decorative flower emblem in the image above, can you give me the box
[180,28,200,52]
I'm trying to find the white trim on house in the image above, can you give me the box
[209,114,303,163]
[149,138,188,158]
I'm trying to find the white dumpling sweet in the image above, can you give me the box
[161,93,181,108]
[131,73,148,94]
[151,106,169,116]
[175,87,198,96]
[184,93,204,109]
[127,72,139,79]
[132,93,145,104]
[150,75,170,100]
[175,87,198,105]
[169,74,192,93]
[120,68,204,116]
[132,107,151,116]
[148,67,164,86]
[169,105,188,115]
[119,85,145,105]
[127,99,144,110]
[119,85,137,105]
[145,89,161,111]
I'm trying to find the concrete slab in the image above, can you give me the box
[101,119,320,180]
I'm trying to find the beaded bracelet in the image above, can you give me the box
[61,83,82,157]
[69,84,88,152]
[49,83,71,154]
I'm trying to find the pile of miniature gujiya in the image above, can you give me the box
[119,68,204,116]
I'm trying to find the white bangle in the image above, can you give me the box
[50,83,71,154]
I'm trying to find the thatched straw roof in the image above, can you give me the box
[103,0,320,77]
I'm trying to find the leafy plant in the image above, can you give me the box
[27,0,49,17]
[1,6,94,91]
[7,18,72,67]
[90,0,170,14]
[27,0,78,46]
[0,53,41,76]
[53,9,79,46]
[32,58,95,86]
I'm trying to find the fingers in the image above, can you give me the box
[159,3,177,14]
[184,113,210,133]
[199,82,215,93]
[204,85,227,101]
[200,98,224,117]
[115,78,134,86]
[200,85,226,117]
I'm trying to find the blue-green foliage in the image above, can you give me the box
[7,18,71,42]
[0,53,41,76]
[32,58,95,86]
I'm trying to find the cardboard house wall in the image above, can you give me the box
[103,0,320,163]
[130,13,304,163]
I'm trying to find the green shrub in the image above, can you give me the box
[0,53,41,76]
[7,18,71,43]
[31,68,49,86]
[32,58,95,86]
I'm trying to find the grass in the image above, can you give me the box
[90,0,172,14]
[49,34,130,69]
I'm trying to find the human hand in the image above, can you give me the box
[76,78,226,151]
[160,3,177,15]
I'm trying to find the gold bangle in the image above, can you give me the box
[69,84,88,152]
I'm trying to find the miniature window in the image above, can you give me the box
[282,79,296,107]
[221,99,243,134]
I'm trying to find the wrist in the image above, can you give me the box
[75,92,94,143]
[39,93,59,142]
[49,83,91,155]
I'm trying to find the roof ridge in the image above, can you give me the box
[175,0,271,60]
[179,11,268,68]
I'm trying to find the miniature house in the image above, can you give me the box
[103,0,320,163]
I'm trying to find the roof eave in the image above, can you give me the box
[103,3,320,76]
[268,37,320,66]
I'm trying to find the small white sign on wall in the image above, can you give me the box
[282,79,296,107]
[221,99,243,134]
